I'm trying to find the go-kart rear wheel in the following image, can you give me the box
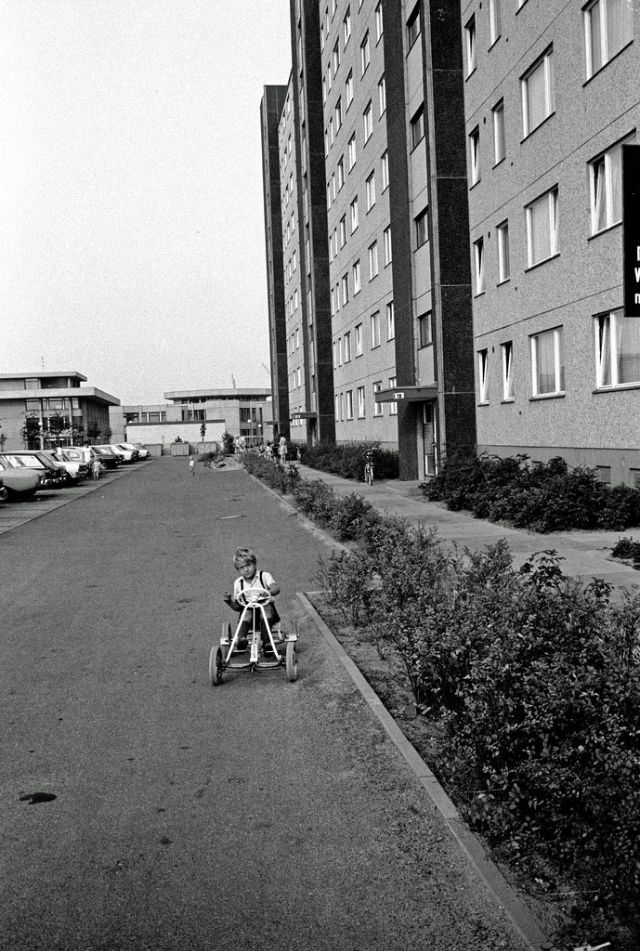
[209,645,224,686]
[285,640,298,683]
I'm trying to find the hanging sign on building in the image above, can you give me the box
[623,144,640,317]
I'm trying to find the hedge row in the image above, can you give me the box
[244,457,640,948]
[423,453,640,533]
[289,440,399,482]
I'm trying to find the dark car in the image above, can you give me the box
[92,446,120,470]
[19,450,68,488]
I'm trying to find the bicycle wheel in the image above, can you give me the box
[209,646,224,686]
[285,640,298,682]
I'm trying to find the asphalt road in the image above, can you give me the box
[1,458,530,951]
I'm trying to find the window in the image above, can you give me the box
[337,155,345,189]
[410,106,425,149]
[501,341,514,400]
[388,376,398,415]
[350,195,359,232]
[497,220,510,282]
[521,48,554,137]
[341,273,349,306]
[361,30,371,74]
[371,311,381,348]
[407,4,421,48]
[381,151,389,190]
[357,386,366,418]
[595,310,640,387]
[353,259,361,293]
[346,390,354,419]
[355,322,363,355]
[383,225,392,264]
[584,0,633,79]
[343,6,352,46]
[378,76,386,116]
[590,141,624,235]
[344,330,351,361]
[469,127,480,184]
[478,349,489,402]
[373,381,383,416]
[366,171,376,210]
[333,40,341,76]
[415,208,428,248]
[465,15,476,76]
[386,301,395,340]
[492,100,505,164]
[335,97,342,131]
[348,133,357,169]
[526,187,558,267]
[531,327,564,396]
[335,394,340,420]
[473,237,485,294]
[339,215,346,247]
[489,0,501,45]
[368,240,379,279]
[345,69,354,107]
[375,2,383,41]
[363,101,373,142]
[418,312,432,348]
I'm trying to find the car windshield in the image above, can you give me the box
[62,449,81,460]
[5,454,42,468]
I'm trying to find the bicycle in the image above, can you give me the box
[364,452,374,486]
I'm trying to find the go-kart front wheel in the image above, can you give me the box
[285,640,298,683]
[209,645,224,686]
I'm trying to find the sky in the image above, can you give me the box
[0,0,292,405]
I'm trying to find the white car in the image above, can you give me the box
[105,444,134,463]
[133,443,150,459]
[117,442,142,461]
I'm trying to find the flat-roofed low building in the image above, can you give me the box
[112,388,273,451]
[0,371,119,450]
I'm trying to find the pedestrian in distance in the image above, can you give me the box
[189,457,195,477]
[278,435,288,466]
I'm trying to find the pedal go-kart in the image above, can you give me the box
[209,587,298,685]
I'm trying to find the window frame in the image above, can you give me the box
[521,48,554,138]
[501,340,514,400]
[530,326,565,397]
[525,186,559,269]
[496,219,510,283]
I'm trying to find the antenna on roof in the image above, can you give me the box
[40,356,45,371]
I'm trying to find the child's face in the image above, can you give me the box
[236,561,256,580]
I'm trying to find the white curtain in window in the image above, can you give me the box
[592,157,606,232]
[617,314,640,383]
[608,0,633,57]
[597,314,611,386]
[526,60,546,132]
[529,196,550,264]
[536,332,556,393]
[588,1,603,73]
[610,145,623,224]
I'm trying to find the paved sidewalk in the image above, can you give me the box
[296,465,640,593]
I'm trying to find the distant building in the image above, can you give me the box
[261,0,477,479]
[111,388,273,450]
[0,371,119,451]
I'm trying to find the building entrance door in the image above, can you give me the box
[422,402,438,477]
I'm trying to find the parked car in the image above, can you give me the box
[92,446,120,470]
[0,455,42,499]
[0,451,53,487]
[37,450,75,486]
[108,444,135,463]
[0,477,7,503]
[134,444,150,459]
[117,443,141,461]
[58,447,90,480]
[16,450,67,488]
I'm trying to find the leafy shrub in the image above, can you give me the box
[423,453,640,533]
[612,536,640,565]
[242,452,300,494]
[298,441,399,481]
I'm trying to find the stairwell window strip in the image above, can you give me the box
[595,310,640,388]
[373,381,383,416]
[521,48,554,137]
[388,377,398,415]
[584,0,633,79]
[589,141,624,235]
[531,327,564,396]
[525,187,558,268]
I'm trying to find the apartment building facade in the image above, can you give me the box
[262,0,477,479]
[463,0,640,485]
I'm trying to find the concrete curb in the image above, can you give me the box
[297,591,549,951]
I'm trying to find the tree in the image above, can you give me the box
[22,416,42,449]
[48,414,66,445]
[86,421,100,444]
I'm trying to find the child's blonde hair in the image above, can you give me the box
[233,546,256,568]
